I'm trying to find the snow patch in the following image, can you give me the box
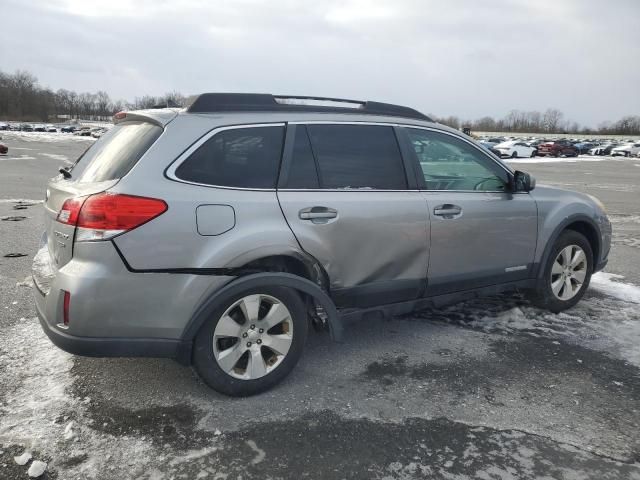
[246,440,266,465]
[0,131,95,143]
[14,451,32,465]
[39,153,70,163]
[28,460,47,477]
[591,272,640,304]
[426,272,640,367]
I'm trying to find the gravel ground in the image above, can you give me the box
[1,132,639,479]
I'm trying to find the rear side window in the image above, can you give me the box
[73,121,162,183]
[305,124,407,190]
[175,126,284,188]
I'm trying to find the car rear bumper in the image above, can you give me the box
[33,236,233,359]
[35,297,182,359]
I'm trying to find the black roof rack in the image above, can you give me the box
[185,93,432,122]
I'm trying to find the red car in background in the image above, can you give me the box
[536,140,578,157]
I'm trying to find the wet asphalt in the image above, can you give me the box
[0,133,639,479]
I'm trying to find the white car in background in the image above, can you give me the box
[493,141,537,158]
[611,143,640,157]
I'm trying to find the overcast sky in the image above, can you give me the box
[2,0,638,126]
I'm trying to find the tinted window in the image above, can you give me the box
[286,126,319,188]
[407,128,508,191]
[306,124,407,190]
[175,126,284,188]
[73,121,162,183]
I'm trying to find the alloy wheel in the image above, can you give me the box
[550,244,588,301]
[212,294,294,380]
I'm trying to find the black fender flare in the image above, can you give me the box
[176,272,342,364]
[534,213,601,280]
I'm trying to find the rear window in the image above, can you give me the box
[174,126,284,188]
[72,121,162,183]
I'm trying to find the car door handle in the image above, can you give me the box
[299,207,338,222]
[433,204,462,217]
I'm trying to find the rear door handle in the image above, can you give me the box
[433,204,462,218]
[299,207,338,223]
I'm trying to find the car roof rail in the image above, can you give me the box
[185,93,432,122]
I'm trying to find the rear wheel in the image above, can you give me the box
[193,286,308,396]
[530,149,537,157]
[527,231,593,313]
[511,151,518,159]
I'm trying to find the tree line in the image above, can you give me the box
[1,69,638,135]
[0,70,186,122]
[436,108,640,136]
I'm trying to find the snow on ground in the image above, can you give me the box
[506,155,637,164]
[418,272,640,368]
[0,318,156,479]
[0,131,96,143]
[1,271,638,478]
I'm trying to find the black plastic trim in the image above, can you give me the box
[339,279,536,323]
[178,272,342,363]
[532,214,602,279]
[36,308,180,359]
[332,279,424,308]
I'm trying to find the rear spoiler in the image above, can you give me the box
[113,108,181,127]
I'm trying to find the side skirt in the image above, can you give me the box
[338,279,536,323]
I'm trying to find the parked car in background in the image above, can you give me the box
[573,142,597,155]
[90,127,107,138]
[20,124,34,132]
[34,124,46,132]
[33,93,611,396]
[0,122,8,131]
[589,143,618,156]
[61,125,77,133]
[611,143,640,157]
[74,127,92,136]
[536,140,578,157]
[46,125,57,132]
[493,141,537,158]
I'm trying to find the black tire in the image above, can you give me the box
[527,230,593,313]
[511,151,518,159]
[193,285,308,396]
[531,149,537,158]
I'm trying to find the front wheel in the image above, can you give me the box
[193,286,308,396]
[527,230,593,313]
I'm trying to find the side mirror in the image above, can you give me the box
[513,170,535,192]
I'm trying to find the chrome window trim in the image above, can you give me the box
[166,120,517,194]
[284,121,515,193]
[165,123,286,191]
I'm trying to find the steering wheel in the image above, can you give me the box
[473,176,503,191]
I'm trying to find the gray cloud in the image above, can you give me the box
[1,0,638,126]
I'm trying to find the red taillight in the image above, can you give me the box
[114,111,127,120]
[77,193,167,231]
[57,193,167,241]
[57,197,86,225]
[63,290,71,326]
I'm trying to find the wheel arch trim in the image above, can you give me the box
[177,272,342,364]
[534,213,602,280]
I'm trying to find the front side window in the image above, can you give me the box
[175,126,284,188]
[303,124,407,190]
[406,128,508,191]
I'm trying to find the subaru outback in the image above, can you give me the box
[33,93,612,396]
